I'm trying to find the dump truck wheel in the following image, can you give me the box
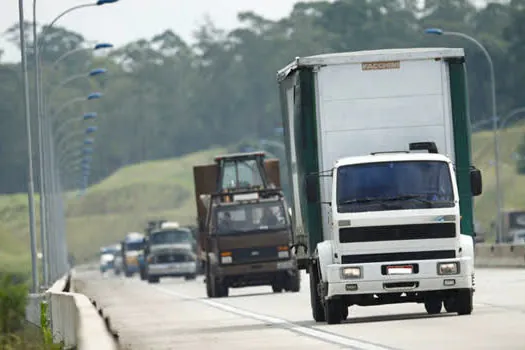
[309,262,325,322]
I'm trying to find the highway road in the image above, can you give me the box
[74,268,525,350]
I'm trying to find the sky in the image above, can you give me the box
[1,0,491,63]
[0,0,316,62]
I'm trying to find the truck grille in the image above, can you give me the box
[341,250,456,264]
[230,246,279,264]
[339,223,456,243]
[155,254,187,263]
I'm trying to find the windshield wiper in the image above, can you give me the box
[339,197,392,207]
[339,195,433,206]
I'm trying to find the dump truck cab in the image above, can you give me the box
[193,152,300,298]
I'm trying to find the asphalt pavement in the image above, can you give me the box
[74,268,525,350]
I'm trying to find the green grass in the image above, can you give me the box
[472,124,525,238]
[2,126,525,273]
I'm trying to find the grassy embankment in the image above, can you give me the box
[2,126,525,273]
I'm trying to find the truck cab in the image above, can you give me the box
[118,232,146,277]
[193,152,300,297]
[143,221,198,284]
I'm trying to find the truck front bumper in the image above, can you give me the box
[216,259,297,287]
[148,261,197,277]
[324,257,473,299]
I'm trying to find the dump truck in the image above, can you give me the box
[193,151,300,297]
[142,221,198,283]
[276,48,483,324]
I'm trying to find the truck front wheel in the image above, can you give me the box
[308,262,325,322]
[424,298,442,314]
[284,270,301,293]
[147,276,160,284]
[455,289,473,315]
[206,274,214,297]
[324,298,344,324]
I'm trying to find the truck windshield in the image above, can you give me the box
[125,242,144,251]
[221,159,264,190]
[150,230,192,244]
[214,202,287,234]
[336,160,454,213]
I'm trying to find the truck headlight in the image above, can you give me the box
[277,246,289,259]
[221,256,232,264]
[341,266,361,279]
[437,262,459,275]
[278,250,289,259]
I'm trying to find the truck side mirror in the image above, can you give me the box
[470,167,482,196]
[305,175,319,203]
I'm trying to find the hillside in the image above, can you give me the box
[0,147,225,272]
[2,126,525,273]
[472,125,525,235]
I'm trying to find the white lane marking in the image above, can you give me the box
[154,286,396,350]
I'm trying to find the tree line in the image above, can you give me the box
[1,0,525,194]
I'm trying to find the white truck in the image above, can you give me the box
[276,48,483,324]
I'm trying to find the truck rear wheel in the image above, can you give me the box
[308,262,325,322]
[184,274,197,281]
[455,289,473,315]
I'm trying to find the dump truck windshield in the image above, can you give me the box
[337,160,454,213]
[221,159,264,189]
[214,201,287,234]
[150,230,192,244]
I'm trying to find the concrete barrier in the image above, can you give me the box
[475,243,525,268]
[39,271,117,350]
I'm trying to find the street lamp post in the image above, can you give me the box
[51,43,113,69]
[47,68,107,99]
[33,0,118,285]
[19,0,39,293]
[424,27,503,243]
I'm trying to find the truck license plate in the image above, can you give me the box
[386,265,413,275]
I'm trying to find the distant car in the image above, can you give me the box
[512,229,525,244]
[99,244,120,273]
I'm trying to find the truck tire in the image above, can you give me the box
[125,270,133,278]
[285,270,301,293]
[272,284,283,293]
[308,262,325,322]
[455,289,473,315]
[148,276,160,284]
[184,274,197,281]
[424,298,442,314]
[324,298,344,325]
[443,298,457,313]
[211,278,228,298]
[206,274,214,297]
